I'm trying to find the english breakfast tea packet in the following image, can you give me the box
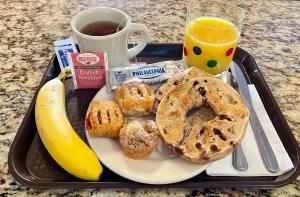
[69,52,108,89]
[106,60,186,92]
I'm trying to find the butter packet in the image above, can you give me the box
[53,38,78,71]
[69,52,108,89]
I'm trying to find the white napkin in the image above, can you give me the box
[206,85,294,176]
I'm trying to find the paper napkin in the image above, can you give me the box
[206,85,294,176]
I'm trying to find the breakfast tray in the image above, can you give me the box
[8,44,300,189]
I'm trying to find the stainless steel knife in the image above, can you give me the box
[230,63,280,173]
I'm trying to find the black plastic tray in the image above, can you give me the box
[8,44,300,189]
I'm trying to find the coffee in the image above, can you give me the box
[80,21,123,36]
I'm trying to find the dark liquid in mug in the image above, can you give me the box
[80,21,123,36]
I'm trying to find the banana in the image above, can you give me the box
[35,68,102,181]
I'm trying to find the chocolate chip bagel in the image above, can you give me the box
[153,67,212,113]
[156,77,249,163]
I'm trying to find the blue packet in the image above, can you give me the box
[53,38,78,71]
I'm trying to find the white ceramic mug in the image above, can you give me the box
[71,7,149,67]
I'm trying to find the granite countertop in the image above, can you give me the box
[0,0,299,196]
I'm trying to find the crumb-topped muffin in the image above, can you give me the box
[119,120,160,159]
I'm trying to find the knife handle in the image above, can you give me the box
[248,104,280,173]
[232,144,248,171]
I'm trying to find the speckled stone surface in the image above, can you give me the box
[0,0,299,196]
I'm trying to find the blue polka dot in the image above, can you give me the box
[193,46,202,55]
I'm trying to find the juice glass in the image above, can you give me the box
[183,3,245,74]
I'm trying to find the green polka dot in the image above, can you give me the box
[207,60,217,68]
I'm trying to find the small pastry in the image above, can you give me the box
[115,83,154,116]
[119,120,160,159]
[85,100,123,138]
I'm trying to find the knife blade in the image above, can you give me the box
[230,63,279,173]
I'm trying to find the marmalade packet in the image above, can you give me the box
[69,52,108,89]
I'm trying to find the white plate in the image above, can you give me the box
[86,86,210,184]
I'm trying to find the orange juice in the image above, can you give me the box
[183,17,239,74]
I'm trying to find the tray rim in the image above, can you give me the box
[8,43,300,189]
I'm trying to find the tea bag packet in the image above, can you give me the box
[69,52,108,89]
[53,38,78,71]
[105,60,186,92]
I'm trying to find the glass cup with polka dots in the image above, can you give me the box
[183,3,245,74]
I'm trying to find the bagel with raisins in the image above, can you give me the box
[153,67,212,113]
[156,77,249,163]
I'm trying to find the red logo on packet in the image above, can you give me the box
[69,52,107,89]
